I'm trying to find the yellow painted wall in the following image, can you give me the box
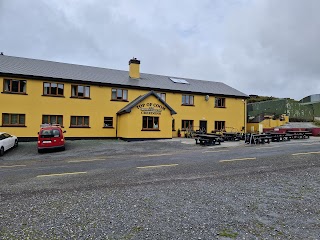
[169,95,246,137]
[0,76,247,139]
[118,95,172,139]
[247,123,260,133]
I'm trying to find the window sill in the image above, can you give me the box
[215,106,226,108]
[70,97,91,100]
[103,126,114,129]
[69,126,91,128]
[1,92,28,95]
[1,125,26,127]
[181,104,195,106]
[42,95,65,98]
[141,129,160,131]
[110,99,129,102]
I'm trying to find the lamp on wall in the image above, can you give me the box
[205,95,209,101]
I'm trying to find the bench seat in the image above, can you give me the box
[195,137,221,146]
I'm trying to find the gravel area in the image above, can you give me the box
[1,163,319,239]
[1,139,202,162]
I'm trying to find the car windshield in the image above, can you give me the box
[3,133,11,138]
[40,129,60,137]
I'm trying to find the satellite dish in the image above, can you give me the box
[205,95,209,101]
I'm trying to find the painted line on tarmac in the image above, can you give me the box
[0,164,26,168]
[301,142,320,146]
[37,172,87,178]
[292,151,320,156]
[137,164,178,169]
[203,150,229,153]
[140,153,173,157]
[219,157,256,163]
[68,158,107,163]
[256,146,281,149]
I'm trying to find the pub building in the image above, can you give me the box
[0,55,248,140]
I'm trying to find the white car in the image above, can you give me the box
[0,132,18,156]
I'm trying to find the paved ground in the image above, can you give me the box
[1,137,320,239]
[279,122,319,129]
[0,137,243,163]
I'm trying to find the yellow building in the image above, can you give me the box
[247,115,289,133]
[0,55,248,140]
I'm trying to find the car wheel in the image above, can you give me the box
[0,147,4,156]
[38,149,43,154]
[61,146,65,151]
[14,140,18,148]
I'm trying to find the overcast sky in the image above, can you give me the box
[1,0,320,100]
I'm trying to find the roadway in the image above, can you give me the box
[0,138,319,239]
[1,139,319,192]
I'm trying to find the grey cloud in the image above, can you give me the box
[1,0,320,100]
[223,0,320,99]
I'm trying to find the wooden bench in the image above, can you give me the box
[285,134,293,140]
[304,132,312,138]
[291,133,304,139]
[245,134,272,144]
[259,136,272,144]
[195,137,222,146]
[286,131,312,139]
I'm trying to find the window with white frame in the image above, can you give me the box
[215,121,225,131]
[215,97,226,108]
[43,82,64,96]
[182,95,194,105]
[111,88,128,101]
[71,85,90,98]
[142,116,159,130]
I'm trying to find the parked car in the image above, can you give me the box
[37,124,66,153]
[0,132,18,156]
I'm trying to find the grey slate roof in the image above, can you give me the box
[117,90,177,115]
[0,55,248,97]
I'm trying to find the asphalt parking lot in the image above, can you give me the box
[1,138,205,162]
[1,138,320,239]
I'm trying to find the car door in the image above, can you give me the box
[1,134,10,151]
[0,134,6,150]
[3,133,14,149]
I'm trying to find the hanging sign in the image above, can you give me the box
[136,103,166,115]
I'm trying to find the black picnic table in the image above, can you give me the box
[286,130,312,139]
[266,132,290,142]
[245,133,272,144]
[194,134,222,146]
[223,132,241,141]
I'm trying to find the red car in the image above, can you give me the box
[37,124,66,153]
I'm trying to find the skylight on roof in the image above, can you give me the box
[169,77,189,84]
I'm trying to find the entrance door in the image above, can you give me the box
[199,120,207,134]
